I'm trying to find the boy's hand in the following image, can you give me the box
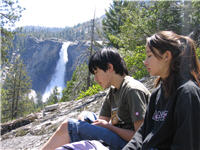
[92,119,110,128]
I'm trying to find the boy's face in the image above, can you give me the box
[93,67,111,89]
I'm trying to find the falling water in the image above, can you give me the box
[42,41,71,102]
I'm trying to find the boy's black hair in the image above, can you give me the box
[89,48,128,76]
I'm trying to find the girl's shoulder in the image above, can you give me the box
[176,80,200,105]
[177,80,200,93]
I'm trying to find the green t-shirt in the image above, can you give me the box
[100,76,151,130]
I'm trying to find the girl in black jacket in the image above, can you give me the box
[123,31,200,150]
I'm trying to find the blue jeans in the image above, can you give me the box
[67,112,127,150]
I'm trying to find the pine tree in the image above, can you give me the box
[87,12,95,89]
[61,63,91,102]
[102,1,200,52]
[0,0,24,64]
[188,0,200,46]
[2,55,31,120]
[35,92,44,109]
[102,0,129,48]
[46,86,60,105]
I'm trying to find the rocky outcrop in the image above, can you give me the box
[0,91,107,150]
[0,77,155,150]
[1,114,38,135]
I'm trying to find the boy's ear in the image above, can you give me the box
[107,63,114,72]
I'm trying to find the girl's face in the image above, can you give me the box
[143,46,171,79]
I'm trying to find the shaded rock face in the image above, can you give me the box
[21,37,62,93]
[64,41,89,85]
[20,37,89,94]
[0,77,155,150]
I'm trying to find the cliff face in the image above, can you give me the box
[64,41,89,85]
[21,37,62,94]
[20,37,89,94]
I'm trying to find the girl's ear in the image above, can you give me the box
[163,50,172,62]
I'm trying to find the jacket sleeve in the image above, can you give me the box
[122,123,144,150]
[171,85,200,150]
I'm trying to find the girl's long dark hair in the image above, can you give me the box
[147,31,200,97]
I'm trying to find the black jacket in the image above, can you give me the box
[123,80,200,150]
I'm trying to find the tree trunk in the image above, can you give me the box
[11,75,17,120]
[14,64,22,118]
[87,12,95,89]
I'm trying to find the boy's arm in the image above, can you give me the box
[93,118,143,141]
[107,119,143,141]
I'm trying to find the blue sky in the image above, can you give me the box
[16,0,112,28]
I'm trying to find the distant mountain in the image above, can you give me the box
[16,15,105,41]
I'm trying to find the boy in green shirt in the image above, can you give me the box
[42,48,150,150]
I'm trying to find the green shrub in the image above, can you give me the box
[196,47,200,59]
[123,45,148,79]
[61,63,89,102]
[76,84,103,100]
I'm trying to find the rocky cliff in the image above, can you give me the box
[20,37,62,94]
[19,36,90,94]
[64,41,90,85]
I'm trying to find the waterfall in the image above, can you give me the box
[42,41,71,102]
